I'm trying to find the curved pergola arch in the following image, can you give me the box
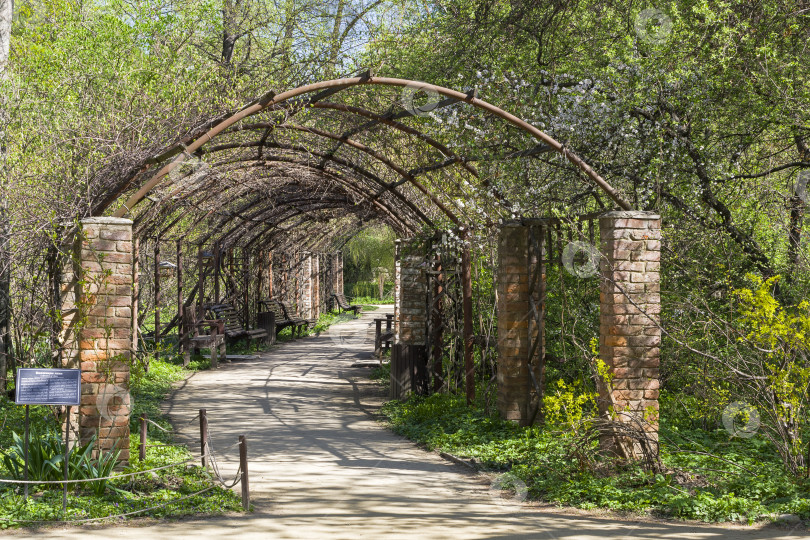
[102,76,632,260]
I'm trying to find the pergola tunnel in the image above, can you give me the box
[25,77,662,465]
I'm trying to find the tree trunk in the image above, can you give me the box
[327,0,347,76]
[788,135,810,286]
[0,0,12,391]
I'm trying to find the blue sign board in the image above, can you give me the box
[15,369,81,406]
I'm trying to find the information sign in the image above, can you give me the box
[15,369,81,406]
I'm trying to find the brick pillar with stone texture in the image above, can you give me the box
[334,251,344,297]
[311,253,320,319]
[496,223,544,426]
[61,217,133,462]
[391,239,428,399]
[598,210,661,459]
[300,252,313,319]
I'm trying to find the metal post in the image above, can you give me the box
[243,251,250,330]
[154,238,161,362]
[132,237,140,357]
[200,408,208,468]
[139,413,147,461]
[239,435,250,511]
[267,251,274,300]
[461,234,475,405]
[23,404,29,501]
[177,239,183,349]
[63,406,70,516]
[214,243,221,304]
[197,246,204,305]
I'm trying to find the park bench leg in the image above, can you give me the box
[211,344,218,370]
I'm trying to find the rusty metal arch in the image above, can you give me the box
[111,76,631,230]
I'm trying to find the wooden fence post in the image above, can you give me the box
[139,413,147,461]
[200,408,208,468]
[239,435,250,511]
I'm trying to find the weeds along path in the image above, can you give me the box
[34,307,800,539]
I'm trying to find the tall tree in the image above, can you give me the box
[0,0,11,392]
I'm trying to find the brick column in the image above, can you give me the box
[300,252,313,319]
[394,240,427,345]
[598,211,661,459]
[61,217,133,462]
[334,251,344,296]
[391,239,428,399]
[311,253,320,319]
[496,224,544,425]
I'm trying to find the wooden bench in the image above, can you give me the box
[374,313,394,358]
[279,301,316,333]
[332,293,362,315]
[183,318,226,369]
[259,299,309,338]
[206,303,268,349]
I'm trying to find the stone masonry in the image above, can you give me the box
[394,240,427,346]
[496,224,544,425]
[61,217,133,462]
[598,210,661,458]
[300,252,313,319]
[311,253,320,320]
[333,251,344,296]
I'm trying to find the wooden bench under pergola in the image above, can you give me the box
[259,299,310,337]
[182,317,226,368]
[206,303,268,349]
[332,293,362,315]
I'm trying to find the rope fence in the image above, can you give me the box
[0,408,250,525]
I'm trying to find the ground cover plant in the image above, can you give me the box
[0,356,243,528]
[380,390,810,524]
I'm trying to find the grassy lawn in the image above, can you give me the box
[379,391,810,525]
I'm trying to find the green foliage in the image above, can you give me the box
[731,274,810,473]
[343,225,396,294]
[2,430,67,483]
[381,391,810,523]
[0,356,242,527]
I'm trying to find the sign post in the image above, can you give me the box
[14,369,81,515]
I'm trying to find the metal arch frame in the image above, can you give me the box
[224,122,467,222]
[111,76,631,222]
[135,156,422,242]
[202,142,442,225]
[202,158,421,234]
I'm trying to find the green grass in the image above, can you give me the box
[0,356,243,528]
[351,295,394,305]
[379,391,810,524]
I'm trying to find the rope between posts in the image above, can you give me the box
[0,451,212,485]
[205,432,245,489]
[0,485,218,525]
[143,412,200,434]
